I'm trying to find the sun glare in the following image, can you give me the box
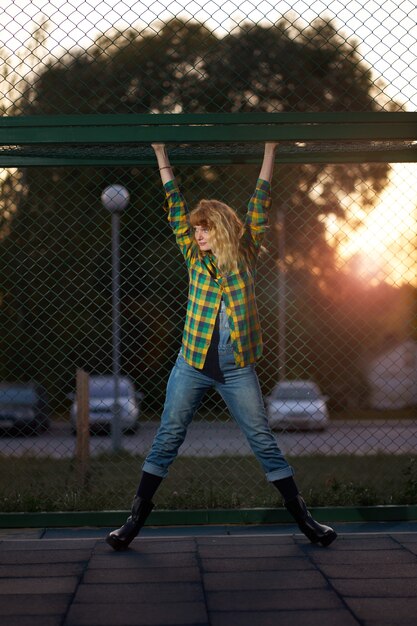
[325,163,417,286]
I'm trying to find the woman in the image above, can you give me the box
[106,142,337,550]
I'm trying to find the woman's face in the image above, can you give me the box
[194,225,212,252]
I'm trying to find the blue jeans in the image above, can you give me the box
[143,307,293,482]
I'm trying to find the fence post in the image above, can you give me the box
[75,368,90,486]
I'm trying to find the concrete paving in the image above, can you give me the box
[1,522,417,625]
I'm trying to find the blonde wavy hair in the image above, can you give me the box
[190,199,246,274]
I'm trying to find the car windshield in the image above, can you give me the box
[0,387,37,405]
[272,386,320,400]
[89,379,131,397]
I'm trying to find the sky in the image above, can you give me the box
[325,163,417,286]
[1,0,416,109]
[1,0,417,286]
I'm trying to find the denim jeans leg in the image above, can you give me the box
[143,354,212,478]
[215,351,294,482]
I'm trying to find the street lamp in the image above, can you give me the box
[101,184,130,453]
[277,206,287,381]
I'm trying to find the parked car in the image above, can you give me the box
[70,375,144,434]
[265,380,329,431]
[0,382,51,435]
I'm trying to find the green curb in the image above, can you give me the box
[0,505,417,528]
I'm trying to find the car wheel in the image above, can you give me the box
[14,421,40,437]
[37,418,50,434]
[124,422,139,435]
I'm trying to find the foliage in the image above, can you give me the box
[0,17,407,410]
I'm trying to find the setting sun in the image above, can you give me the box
[325,163,417,286]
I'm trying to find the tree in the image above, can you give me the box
[0,18,400,408]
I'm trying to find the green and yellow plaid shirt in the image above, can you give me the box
[164,178,271,369]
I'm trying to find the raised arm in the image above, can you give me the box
[151,143,195,263]
[258,142,279,183]
[151,143,176,185]
[242,142,278,257]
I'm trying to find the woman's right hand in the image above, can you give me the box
[152,143,174,183]
[151,143,165,152]
[265,141,279,152]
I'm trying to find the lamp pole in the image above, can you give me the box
[277,205,287,381]
[101,184,130,453]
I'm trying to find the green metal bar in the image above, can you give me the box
[1,112,417,127]
[0,113,416,145]
[1,148,416,166]
[1,123,416,144]
[0,112,415,164]
[0,505,416,528]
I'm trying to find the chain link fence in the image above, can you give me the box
[0,1,416,513]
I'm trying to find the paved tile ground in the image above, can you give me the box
[1,524,417,625]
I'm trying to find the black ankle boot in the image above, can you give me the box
[285,494,337,547]
[106,496,154,551]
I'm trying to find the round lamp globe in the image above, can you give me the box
[101,185,130,213]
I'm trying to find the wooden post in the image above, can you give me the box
[75,368,90,486]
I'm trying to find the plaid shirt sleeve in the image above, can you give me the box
[163,179,196,265]
[244,178,271,250]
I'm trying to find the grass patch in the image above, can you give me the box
[1,453,417,512]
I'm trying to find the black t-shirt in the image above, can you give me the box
[200,308,223,381]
